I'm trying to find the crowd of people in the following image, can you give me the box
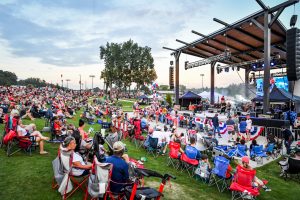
[2,85,300,199]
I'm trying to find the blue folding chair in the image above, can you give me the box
[209,156,231,192]
[251,145,267,164]
[236,144,247,157]
[265,143,276,158]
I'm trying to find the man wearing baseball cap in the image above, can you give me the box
[240,156,271,192]
[105,141,130,193]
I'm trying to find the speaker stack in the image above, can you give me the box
[286,27,300,81]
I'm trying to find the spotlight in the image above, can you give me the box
[270,62,274,66]
[290,15,298,27]
[237,67,240,71]
[225,67,229,72]
[249,21,253,26]
[232,66,235,71]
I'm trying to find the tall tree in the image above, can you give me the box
[99,39,157,92]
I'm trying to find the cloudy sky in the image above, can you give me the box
[0,0,299,89]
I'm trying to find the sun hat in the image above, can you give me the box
[113,141,125,152]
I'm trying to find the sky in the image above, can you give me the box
[0,0,299,89]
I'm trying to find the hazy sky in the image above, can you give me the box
[0,0,299,89]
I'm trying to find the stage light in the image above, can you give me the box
[271,62,274,66]
[237,67,240,71]
[232,66,235,71]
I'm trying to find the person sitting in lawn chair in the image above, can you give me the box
[185,137,201,160]
[17,118,49,154]
[237,156,271,192]
[195,154,211,182]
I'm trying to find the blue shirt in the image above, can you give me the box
[105,155,129,193]
[141,118,147,129]
[239,121,247,132]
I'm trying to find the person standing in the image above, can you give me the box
[246,115,252,141]
[212,114,221,138]
[281,126,294,155]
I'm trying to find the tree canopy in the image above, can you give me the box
[0,70,17,86]
[100,39,157,92]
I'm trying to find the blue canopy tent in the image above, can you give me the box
[179,91,202,107]
[252,86,300,103]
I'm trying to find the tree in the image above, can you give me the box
[0,70,17,86]
[166,94,172,106]
[99,39,157,92]
[18,78,47,88]
[159,85,169,90]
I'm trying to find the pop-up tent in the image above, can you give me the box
[179,91,201,107]
[252,86,300,103]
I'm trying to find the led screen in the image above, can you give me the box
[256,76,289,96]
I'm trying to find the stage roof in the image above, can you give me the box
[172,9,287,68]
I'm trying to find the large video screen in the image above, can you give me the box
[256,76,289,96]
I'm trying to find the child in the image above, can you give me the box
[195,154,211,182]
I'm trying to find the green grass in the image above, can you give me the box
[1,108,300,200]
[117,99,147,112]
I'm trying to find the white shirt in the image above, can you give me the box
[72,153,86,176]
[17,125,28,136]
[152,131,172,144]
[246,119,252,130]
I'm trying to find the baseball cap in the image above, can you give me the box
[241,156,250,163]
[113,141,125,152]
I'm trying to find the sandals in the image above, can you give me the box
[40,151,48,155]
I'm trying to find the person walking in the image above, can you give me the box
[212,114,221,138]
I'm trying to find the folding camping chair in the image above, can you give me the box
[250,145,267,165]
[167,141,181,169]
[147,136,160,157]
[279,157,300,181]
[5,132,37,156]
[180,153,199,177]
[58,149,89,200]
[230,165,266,200]
[209,156,231,192]
[236,144,248,157]
[85,157,113,200]
[265,143,276,159]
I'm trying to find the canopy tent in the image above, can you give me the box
[138,94,148,99]
[252,86,300,103]
[179,91,202,107]
[147,94,164,101]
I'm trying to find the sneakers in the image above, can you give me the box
[264,188,271,192]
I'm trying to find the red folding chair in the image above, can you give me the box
[230,165,267,200]
[180,153,199,177]
[167,141,181,169]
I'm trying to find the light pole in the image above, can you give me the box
[61,74,63,88]
[65,79,70,89]
[89,75,95,91]
[200,74,204,91]
[79,74,82,94]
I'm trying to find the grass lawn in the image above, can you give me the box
[1,109,300,200]
[117,99,147,112]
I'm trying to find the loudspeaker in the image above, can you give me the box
[290,15,298,27]
[286,28,300,81]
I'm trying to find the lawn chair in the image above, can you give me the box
[250,145,267,165]
[209,156,230,192]
[279,157,300,181]
[180,153,199,177]
[264,143,276,159]
[147,136,160,157]
[230,165,266,200]
[237,144,247,157]
[85,157,113,200]
[167,141,181,169]
[4,130,37,157]
[57,148,89,200]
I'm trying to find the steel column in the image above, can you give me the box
[175,51,181,105]
[245,68,251,98]
[210,62,216,104]
[263,12,271,114]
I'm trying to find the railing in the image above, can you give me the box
[292,128,300,141]
[265,127,283,139]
